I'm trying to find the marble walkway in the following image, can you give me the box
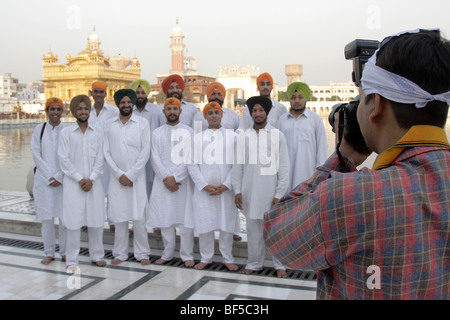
[0,190,317,301]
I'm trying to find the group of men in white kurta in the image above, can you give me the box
[31,73,328,277]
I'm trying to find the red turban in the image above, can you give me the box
[161,75,185,94]
[257,72,273,87]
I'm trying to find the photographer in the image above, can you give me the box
[263,29,450,299]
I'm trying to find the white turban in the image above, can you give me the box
[361,29,450,108]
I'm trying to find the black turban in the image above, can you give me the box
[114,89,137,106]
[246,96,272,115]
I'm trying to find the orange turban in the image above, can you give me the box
[164,97,182,109]
[206,82,226,99]
[45,97,63,110]
[92,81,107,91]
[161,75,185,95]
[202,101,222,117]
[257,72,273,87]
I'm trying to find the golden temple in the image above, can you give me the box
[42,29,141,105]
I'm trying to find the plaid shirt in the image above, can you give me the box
[263,147,450,299]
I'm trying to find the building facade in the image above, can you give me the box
[310,82,358,102]
[216,65,261,111]
[42,29,141,105]
[0,73,23,99]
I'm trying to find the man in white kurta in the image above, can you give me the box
[147,97,195,267]
[89,81,119,128]
[32,97,67,264]
[58,95,106,268]
[277,82,328,191]
[157,74,199,128]
[193,82,240,132]
[239,73,287,130]
[104,89,151,266]
[188,102,239,271]
[130,79,163,198]
[89,81,119,229]
[232,96,290,278]
[192,82,241,240]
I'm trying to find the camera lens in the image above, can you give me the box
[328,103,347,133]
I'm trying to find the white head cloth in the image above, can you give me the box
[361,28,450,108]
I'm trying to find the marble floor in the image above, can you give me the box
[0,190,317,301]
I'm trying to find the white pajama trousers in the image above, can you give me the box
[160,226,194,262]
[41,218,67,258]
[198,231,234,264]
[65,227,104,266]
[245,218,285,271]
[112,220,151,262]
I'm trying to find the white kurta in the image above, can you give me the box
[58,123,106,230]
[103,114,150,223]
[277,109,328,191]
[32,121,67,221]
[147,123,194,229]
[133,102,164,133]
[188,127,239,234]
[239,99,287,130]
[89,103,119,129]
[156,100,199,128]
[193,107,240,132]
[133,102,164,185]
[232,124,290,220]
[88,103,119,193]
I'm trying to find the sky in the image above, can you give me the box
[1,0,449,87]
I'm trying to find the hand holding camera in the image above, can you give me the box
[328,39,379,167]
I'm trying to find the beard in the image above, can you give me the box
[168,91,183,100]
[119,108,132,117]
[259,90,271,99]
[166,114,180,123]
[291,105,306,113]
[136,97,147,109]
[209,97,224,107]
[253,117,267,126]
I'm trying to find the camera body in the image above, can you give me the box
[328,98,366,153]
[328,39,379,154]
[345,39,380,87]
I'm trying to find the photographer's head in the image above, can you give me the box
[358,29,450,153]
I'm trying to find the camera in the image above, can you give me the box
[328,39,379,154]
[328,98,366,152]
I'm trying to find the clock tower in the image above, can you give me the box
[170,18,185,76]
